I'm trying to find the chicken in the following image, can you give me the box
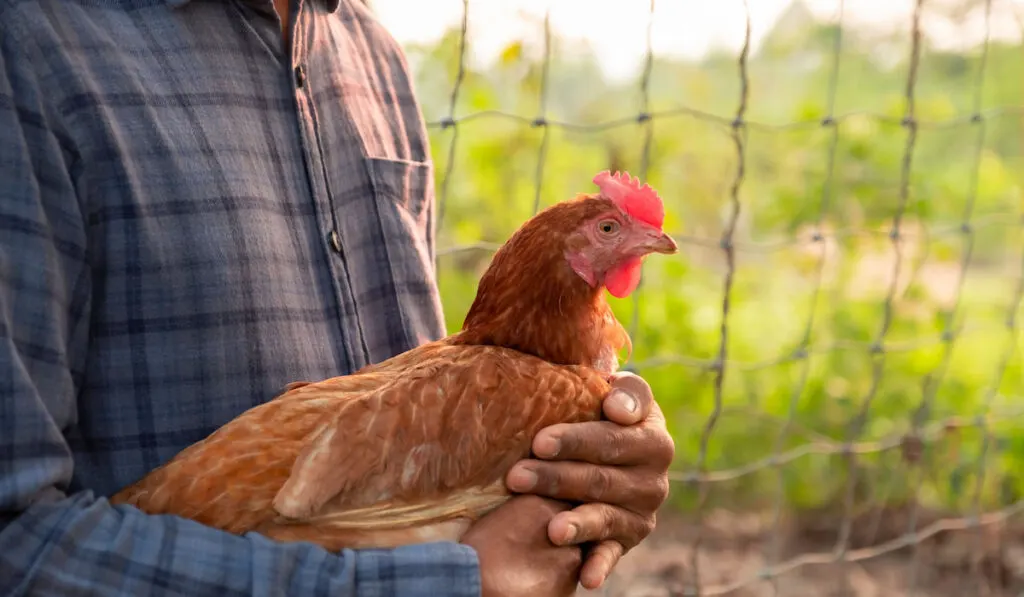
[109,170,679,550]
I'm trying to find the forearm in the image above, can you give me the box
[0,493,480,597]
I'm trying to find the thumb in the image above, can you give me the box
[603,372,653,425]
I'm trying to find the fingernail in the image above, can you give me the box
[612,390,638,413]
[564,523,579,543]
[508,466,537,491]
[535,435,561,458]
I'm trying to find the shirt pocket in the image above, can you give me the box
[346,156,444,362]
[365,156,433,223]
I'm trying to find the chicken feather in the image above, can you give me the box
[111,341,611,549]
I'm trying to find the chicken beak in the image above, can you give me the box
[643,230,678,255]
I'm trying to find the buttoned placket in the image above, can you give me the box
[287,0,372,372]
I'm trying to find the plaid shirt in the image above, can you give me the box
[0,0,481,595]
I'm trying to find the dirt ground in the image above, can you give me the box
[580,506,1024,597]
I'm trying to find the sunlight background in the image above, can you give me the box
[373,0,1024,83]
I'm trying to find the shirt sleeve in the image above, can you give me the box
[0,16,481,597]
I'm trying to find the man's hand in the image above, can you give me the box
[505,372,674,590]
[461,495,582,597]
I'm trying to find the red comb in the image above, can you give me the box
[592,170,665,230]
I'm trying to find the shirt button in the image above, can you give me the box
[329,230,342,253]
[294,65,306,88]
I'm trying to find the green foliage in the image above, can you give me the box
[405,9,1024,515]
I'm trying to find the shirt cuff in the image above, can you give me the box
[349,541,481,597]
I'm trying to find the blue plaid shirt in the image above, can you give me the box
[0,0,481,595]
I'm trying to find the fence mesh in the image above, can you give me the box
[409,0,1024,594]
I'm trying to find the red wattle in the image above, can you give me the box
[604,257,642,298]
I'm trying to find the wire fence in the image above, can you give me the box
[413,0,1024,594]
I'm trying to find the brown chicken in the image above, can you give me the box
[110,170,678,550]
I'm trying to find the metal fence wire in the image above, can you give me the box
[414,0,1024,594]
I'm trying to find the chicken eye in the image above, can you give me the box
[597,220,620,235]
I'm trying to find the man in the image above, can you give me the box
[0,0,674,595]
